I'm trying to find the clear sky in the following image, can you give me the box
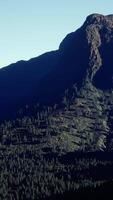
[0,0,113,68]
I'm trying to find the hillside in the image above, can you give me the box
[1,13,113,199]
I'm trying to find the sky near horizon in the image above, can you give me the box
[0,0,113,68]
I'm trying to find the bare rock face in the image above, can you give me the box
[84,14,113,88]
[85,13,113,26]
[59,14,113,88]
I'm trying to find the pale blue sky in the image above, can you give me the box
[0,0,113,67]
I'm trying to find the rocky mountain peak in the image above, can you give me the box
[78,13,113,87]
[85,13,113,27]
[59,14,113,88]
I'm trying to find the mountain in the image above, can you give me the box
[1,13,113,150]
[0,51,59,119]
[1,14,113,120]
[1,13,113,200]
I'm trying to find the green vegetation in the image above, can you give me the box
[0,144,113,199]
[0,83,113,199]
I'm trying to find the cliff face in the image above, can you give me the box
[59,14,113,88]
[85,14,113,88]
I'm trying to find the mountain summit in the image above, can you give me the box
[60,13,113,88]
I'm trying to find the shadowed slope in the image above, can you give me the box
[1,14,113,120]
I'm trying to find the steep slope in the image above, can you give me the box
[1,14,113,151]
[0,51,58,120]
[1,14,113,200]
[1,14,113,122]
